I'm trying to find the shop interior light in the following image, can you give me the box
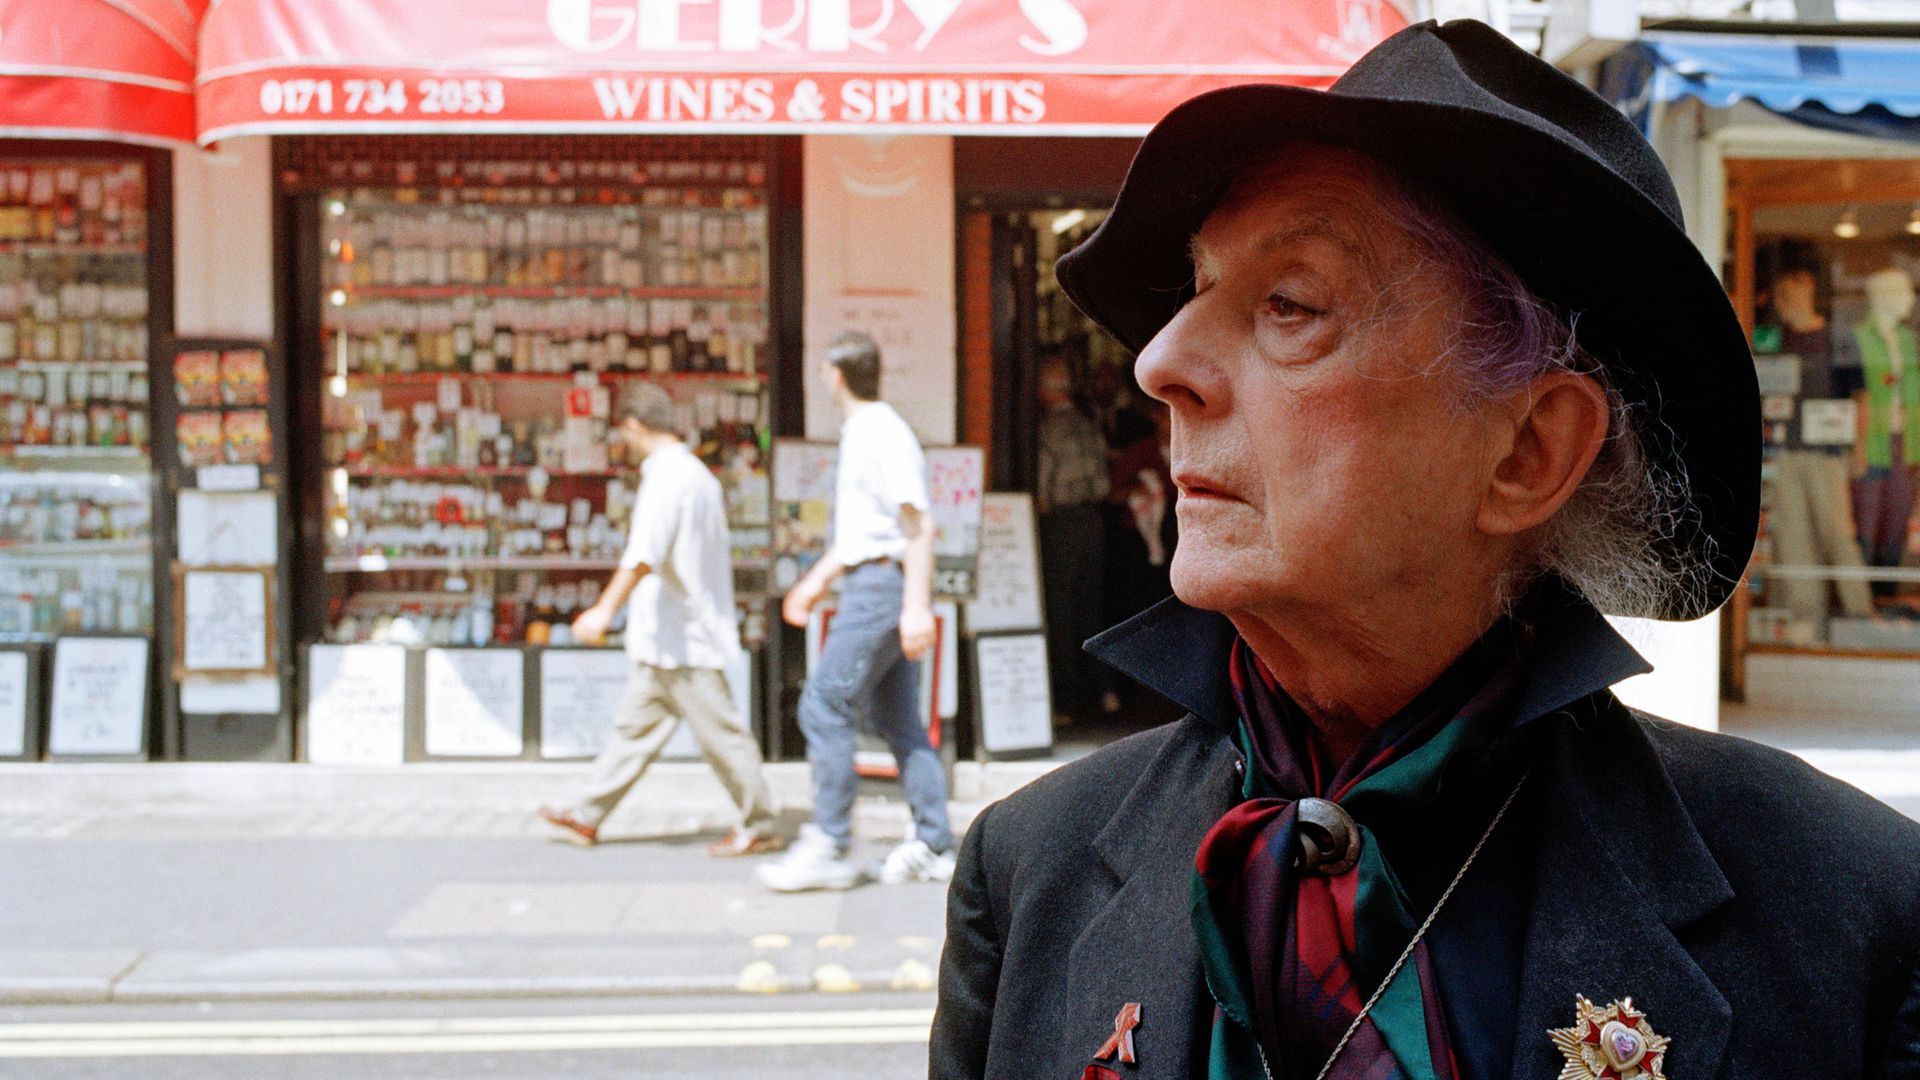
[1835,207,1861,239]
[331,468,349,499]
[327,200,346,218]
[1906,205,1920,236]
[328,374,348,397]
[1050,209,1087,235]
[329,288,347,306]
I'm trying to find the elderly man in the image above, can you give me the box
[931,20,1920,1080]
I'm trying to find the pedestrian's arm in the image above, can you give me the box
[572,564,649,646]
[898,503,936,661]
[781,551,845,627]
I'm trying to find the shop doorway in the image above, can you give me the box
[984,205,1180,739]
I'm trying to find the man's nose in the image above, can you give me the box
[1134,297,1225,415]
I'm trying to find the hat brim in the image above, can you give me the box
[1057,84,1759,621]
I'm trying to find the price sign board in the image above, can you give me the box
[974,633,1054,757]
[48,636,150,759]
[539,648,630,759]
[967,493,1044,633]
[0,649,36,760]
[423,648,526,757]
[305,644,407,766]
[177,568,274,676]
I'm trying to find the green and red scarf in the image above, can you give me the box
[1190,634,1525,1080]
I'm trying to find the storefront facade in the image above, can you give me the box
[1614,30,1920,715]
[5,0,1420,763]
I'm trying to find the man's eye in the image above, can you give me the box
[1265,292,1319,319]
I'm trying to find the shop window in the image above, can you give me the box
[1729,158,1920,661]
[0,156,157,642]
[287,138,774,651]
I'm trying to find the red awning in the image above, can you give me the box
[0,0,202,145]
[197,0,1406,142]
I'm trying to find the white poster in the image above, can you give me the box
[968,493,1045,633]
[176,490,278,566]
[182,570,269,672]
[540,649,747,761]
[305,644,406,765]
[803,135,956,445]
[48,637,149,757]
[424,648,524,757]
[0,651,28,757]
[539,649,630,759]
[975,633,1054,755]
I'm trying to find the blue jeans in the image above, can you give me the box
[798,561,953,852]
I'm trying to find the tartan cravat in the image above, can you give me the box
[1192,635,1525,1080]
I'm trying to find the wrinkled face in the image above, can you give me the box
[1134,145,1510,623]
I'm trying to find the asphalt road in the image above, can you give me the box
[0,992,935,1080]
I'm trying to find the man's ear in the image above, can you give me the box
[1476,371,1609,538]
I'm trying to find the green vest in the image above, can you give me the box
[1854,320,1920,469]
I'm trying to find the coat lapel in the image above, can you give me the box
[1062,718,1241,1078]
[1509,701,1734,1080]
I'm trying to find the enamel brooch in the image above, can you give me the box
[1549,996,1669,1080]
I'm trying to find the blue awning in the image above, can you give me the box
[1641,32,1920,117]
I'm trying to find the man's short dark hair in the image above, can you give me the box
[827,331,882,401]
[617,382,679,434]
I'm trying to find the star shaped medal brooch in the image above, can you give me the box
[1549,996,1670,1080]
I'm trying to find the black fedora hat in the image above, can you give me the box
[1056,19,1757,622]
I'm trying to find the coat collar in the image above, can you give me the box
[1083,578,1654,738]
[1078,585,1736,1079]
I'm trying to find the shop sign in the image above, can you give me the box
[195,0,1403,140]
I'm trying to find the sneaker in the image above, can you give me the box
[708,827,786,858]
[538,806,598,847]
[878,838,957,885]
[756,824,862,892]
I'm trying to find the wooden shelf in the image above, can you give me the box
[339,466,621,479]
[336,284,762,301]
[333,370,764,385]
[325,555,621,573]
[1,445,148,462]
[0,241,144,256]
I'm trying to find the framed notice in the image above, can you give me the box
[538,648,630,759]
[967,493,1045,634]
[771,440,839,591]
[973,633,1054,757]
[770,440,984,597]
[48,636,150,760]
[305,644,406,766]
[423,648,525,758]
[927,447,985,598]
[0,648,39,761]
[174,567,274,677]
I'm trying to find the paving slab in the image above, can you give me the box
[0,950,141,1004]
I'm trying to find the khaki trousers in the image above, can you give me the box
[578,663,778,832]
[1768,451,1874,622]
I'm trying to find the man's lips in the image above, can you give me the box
[1173,473,1238,501]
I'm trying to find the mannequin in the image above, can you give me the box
[1852,267,1920,600]
[1762,266,1874,631]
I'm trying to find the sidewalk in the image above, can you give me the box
[0,760,1058,1007]
[4,708,1914,1009]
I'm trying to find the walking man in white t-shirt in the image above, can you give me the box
[758,331,956,892]
[539,383,782,857]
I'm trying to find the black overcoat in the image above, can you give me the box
[931,598,1920,1079]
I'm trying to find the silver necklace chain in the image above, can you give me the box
[1309,769,1531,1080]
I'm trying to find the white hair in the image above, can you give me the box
[1377,172,1713,619]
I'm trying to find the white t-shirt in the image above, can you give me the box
[830,401,931,567]
[619,441,739,670]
